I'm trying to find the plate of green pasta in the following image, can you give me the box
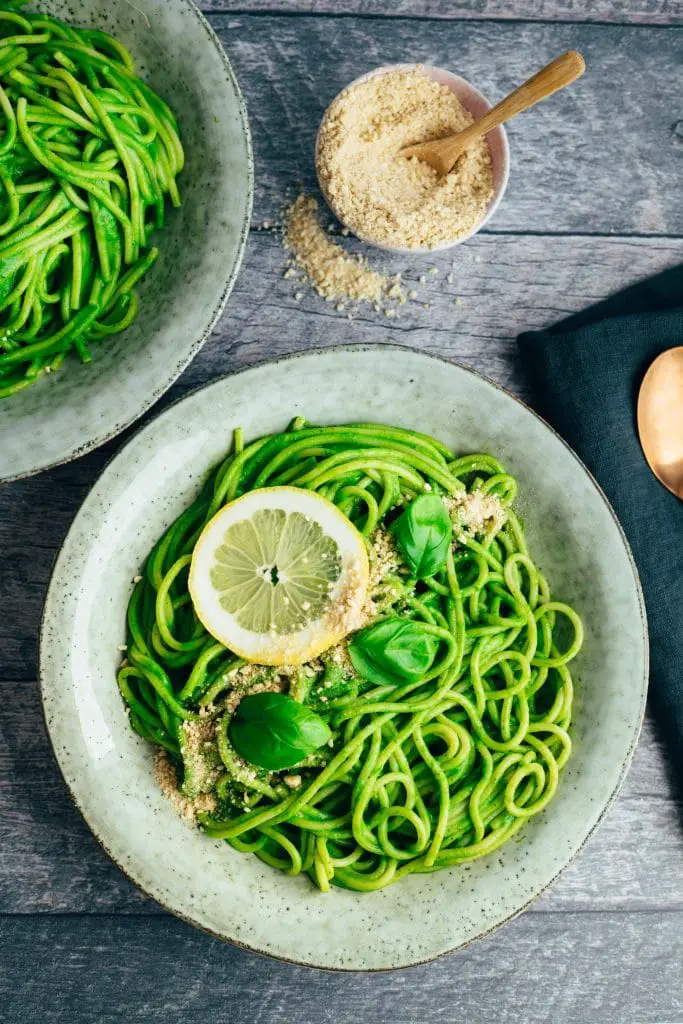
[40,346,648,970]
[0,0,252,481]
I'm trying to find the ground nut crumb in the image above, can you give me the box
[326,639,356,677]
[444,491,506,536]
[180,715,215,754]
[316,68,493,249]
[154,749,217,825]
[284,194,404,306]
[223,668,284,715]
[324,558,367,633]
[369,527,401,589]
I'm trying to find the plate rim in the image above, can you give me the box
[2,0,254,484]
[38,343,649,971]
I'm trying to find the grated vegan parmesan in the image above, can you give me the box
[154,749,217,825]
[284,194,404,307]
[445,491,506,536]
[316,68,493,250]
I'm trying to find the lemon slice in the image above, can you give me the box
[189,486,369,665]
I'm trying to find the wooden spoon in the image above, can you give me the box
[637,346,683,499]
[400,51,586,176]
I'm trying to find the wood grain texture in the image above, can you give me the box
[1,911,682,1024]
[1,1,682,1014]
[1,232,681,680]
[199,0,683,26]
[211,15,683,235]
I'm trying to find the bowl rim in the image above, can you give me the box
[2,0,254,485]
[38,343,649,972]
[314,63,510,254]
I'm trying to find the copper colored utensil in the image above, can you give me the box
[637,346,683,499]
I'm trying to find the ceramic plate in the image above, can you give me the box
[40,346,648,970]
[0,0,252,482]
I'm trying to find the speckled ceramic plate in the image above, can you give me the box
[0,0,252,483]
[40,346,648,971]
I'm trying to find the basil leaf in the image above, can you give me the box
[348,617,438,687]
[392,494,452,578]
[229,692,331,771]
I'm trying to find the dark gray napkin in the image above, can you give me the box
[518,265,683,762]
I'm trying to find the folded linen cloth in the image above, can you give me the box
[518,264,683,762]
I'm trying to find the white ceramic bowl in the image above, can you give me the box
[315,64,509,254]
[40,345,647,972]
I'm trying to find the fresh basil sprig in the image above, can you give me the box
[391,494,452,578]
[229,692,331,771]
[348,617,438,687]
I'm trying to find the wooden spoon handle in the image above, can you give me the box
[400,51,586,173]
[462,51,586,144]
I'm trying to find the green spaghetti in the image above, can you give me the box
[118,420,583,893]
[0,2,183,397]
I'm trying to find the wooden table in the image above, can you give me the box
[1,1,682,1020]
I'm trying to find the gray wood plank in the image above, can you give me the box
[1,911,682,1023]
[1,231,680,681]
[1,667,681,913]
[199,0,683,25]
[209,14,683,235]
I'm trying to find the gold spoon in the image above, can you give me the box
[400,51,586,176]
[637,346,683,499]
